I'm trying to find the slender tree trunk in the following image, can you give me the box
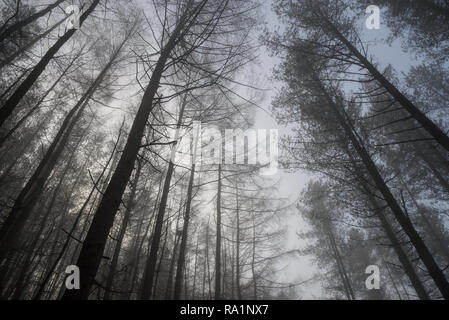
[206,219,212,299]
[251,216,257,300]
[235,189,242,300]
[215,164,222,300]
[384,260,402,300]
[174,122,199,299]
[191,232,200,300]
[164,210,182,300]
[327,227,355,300]
[128,181,161,299]
[202,241,206,299]
[230,235,235,300]
[223,239,227,298]
[173,163,196,299]
[152,220,171,300]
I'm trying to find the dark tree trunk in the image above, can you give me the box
[173,163,196,299]
[251,215,257,300]
[164,211,182,300]
[235,188,242,300]
[384,260,402,300]
[327,227,355,300]
[152,219,171,300]
[215,164,222,300]
[191,232,200,300]
[104,159,142,299]
[128,182,161,299]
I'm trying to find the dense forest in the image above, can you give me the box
[0,0,448,300]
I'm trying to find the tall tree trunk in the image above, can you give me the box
[206,219,212,299]
[0,0,100,127]
[104,159,142,299]
[152,219,171,300]
[235,188,242,300]
[128,181,162,299]
[326,226,354,300]
[174,122,199,299]
[173,163,196,299]
[164,210,182,300]
[191,231,200,300]
[215,164,222,300]
[251,215,257,300]
[384,260,402,300]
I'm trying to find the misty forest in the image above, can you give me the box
[0,0,448,300]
